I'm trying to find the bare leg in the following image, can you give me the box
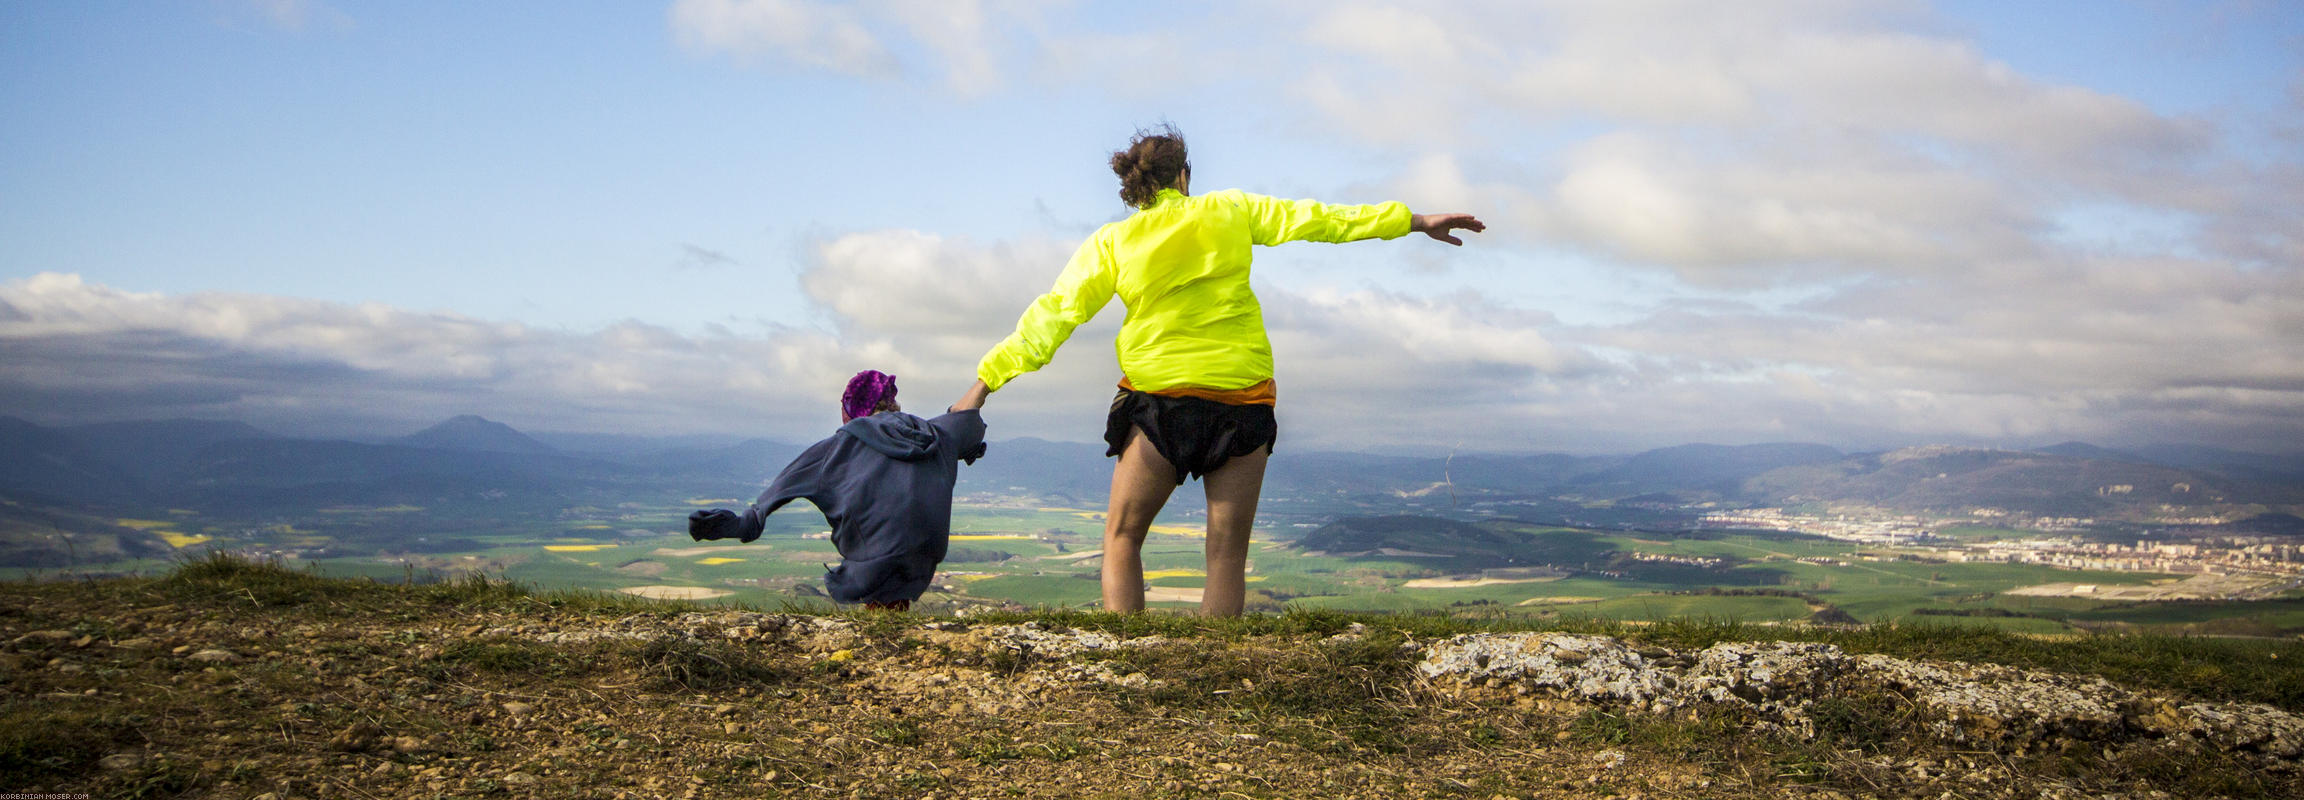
[1199,445,1270,617]
[1102,428,1178,613]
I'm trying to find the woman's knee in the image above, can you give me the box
[1105,490,1166,535]
[1103,521,1151,545]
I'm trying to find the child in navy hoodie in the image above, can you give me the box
[688,370,986,610]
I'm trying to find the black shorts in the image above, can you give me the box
[1104,389,1277,483]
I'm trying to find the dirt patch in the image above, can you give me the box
[1143,586,1203,604]
[617,585,732,600]
[1403,576,1561,589]
[1301,548,1452,558]
[615,560,668,578]
[2004,572,2286,600]
[1517,596,1605,606]
[8,565,2302,800]
[652,545,759,556]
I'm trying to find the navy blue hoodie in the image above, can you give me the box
[689,409,985,604]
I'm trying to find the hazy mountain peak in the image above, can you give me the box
[397,415,555,454]
[1878,444,1997,464]
[2034,441,2127,460]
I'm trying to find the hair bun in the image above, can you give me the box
[1110,124,1189,208]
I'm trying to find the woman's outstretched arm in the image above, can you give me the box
[1230,191,1483,246]
[949,379,991,413]
[974,233,1119,395]
[1410,213,1486,246]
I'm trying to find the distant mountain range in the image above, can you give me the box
[396,415,556,454]
[3,415,2299,540]
[1741,444,2295,516]
[0,415,798,512]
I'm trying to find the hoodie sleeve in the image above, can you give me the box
[690,438,835,543]
[751,439,835,517]
[930,409,988,464]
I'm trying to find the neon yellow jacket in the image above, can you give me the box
[977,187,1412,394]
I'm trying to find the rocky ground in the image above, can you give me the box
[3,560,2300,799]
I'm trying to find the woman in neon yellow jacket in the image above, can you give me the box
[954,125,1483,616]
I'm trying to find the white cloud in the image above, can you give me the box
[1545,250,2304,448]
[667,0,1051,94]
[1283,0,2235,284]
[8,198,2301,454]
[880,0,1002,96]
[0,273,845,436]
[11,2,2299,454]
[669,0,897,79]
[789,229,1122,419]
[790,232,1604,448]
[1293,0,2198,154]
[1302,4,1481,76]
[1532,132,2035,281]
[1270,0,2297,452]
[801,230,1068,340]
[0,249,1600,448]
[228,0,351,32]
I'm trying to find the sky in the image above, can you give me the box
[2,0,2300,454]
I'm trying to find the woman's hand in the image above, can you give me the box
[1410,213,1486,246]
[949,379,992,413]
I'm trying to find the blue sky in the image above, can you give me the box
[2,0,2300,454]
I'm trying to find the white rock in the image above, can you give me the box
[187,648,239,664]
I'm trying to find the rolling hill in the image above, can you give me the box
[3,414,2300,569]
[1739,444,2297,516]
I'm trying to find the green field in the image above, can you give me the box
[15,499,2290,637]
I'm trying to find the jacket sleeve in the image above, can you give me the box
[975,232,1118,391]
[751,441,833,517]
[929,408,988,465]
[1232,190,1413,246]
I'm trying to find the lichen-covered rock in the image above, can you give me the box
[1686,640,1847,705]
[1417,630,2301,770]
[187,648,241,664]
[2168,701,2304,758]
[1418,633,1674,705]
[455,610,2302,772]
[1848,654,2129,748]
[976,620,1166,661]
[1045,659,1162,689]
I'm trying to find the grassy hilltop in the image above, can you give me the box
[29,502,2304,641]
[5,555,2304,799]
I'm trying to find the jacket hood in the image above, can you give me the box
[837,411,940,461]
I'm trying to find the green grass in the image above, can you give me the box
[0,557,176,581]
[0,705,139,783]
[42,517,2220,626]
[964,574,1102,607]
[1286,593,1451,613]
[934,600,2298,709]
[56,503,2242,638]
[1900,614,2078,635]
[999,607,2304,712]
[14,550,2296,800]
[2058,598,2304,637]
[1582,594,1812,622]
[151,550,698,617]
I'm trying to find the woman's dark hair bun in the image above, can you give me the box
[1110,123,1189,209]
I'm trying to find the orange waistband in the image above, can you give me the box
[1118,377,1277,406]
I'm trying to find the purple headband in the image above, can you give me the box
[841,370,898,421]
